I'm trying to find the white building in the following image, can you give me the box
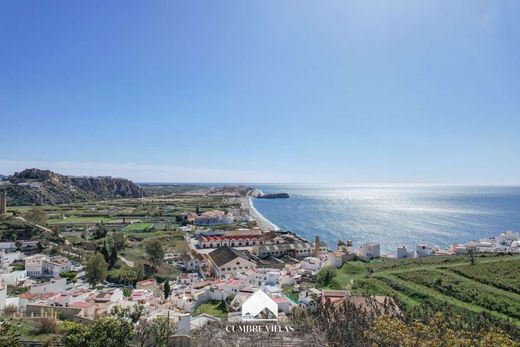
[396,246,415,259]
[301,257,322,271]
[0,270,28,286]
[356,243,380,260]
[0,285,6,310]
[25,255,72,278]
[416,243,435,257]
[208,246,256,277]
[30,278,67,294]
[0,250,21,268]
[248,268,280,286]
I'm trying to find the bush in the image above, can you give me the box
[37,318,59,334]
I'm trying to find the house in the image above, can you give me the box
[299,288,321,311]
[30,278,67,294]
[69,301,96,318]
[95,289,123,303]
[0,285,6,310]
[321,290,349,304]
[45,257,72,277]
[136,278,158,295]
[25,255,47,277]
[301,257,322,271]
[248,268,280,286]
[324,251,353,268]
[0,250,21,268]
[130,289,154,304]
[416,243,435,257]
[396,246,415,259]
[0,270,29,286]
[356,243,380,260]
[180,273,199,285]
[194,210,232,226]
[25,255,72,278]
[207,246,256,277]
[273,296,290,314]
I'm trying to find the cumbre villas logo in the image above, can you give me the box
[225,290,295,333]
[241,289,278,321]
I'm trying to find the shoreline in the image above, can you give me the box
[242,196,279,231]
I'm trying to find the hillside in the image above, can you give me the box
[0,168,143,206]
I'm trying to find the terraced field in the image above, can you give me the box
[325,254,520,328]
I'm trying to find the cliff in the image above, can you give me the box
[1,168,143,205]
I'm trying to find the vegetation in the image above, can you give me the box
[315,254,520,329]
[144,239,164,272]
[163,280,171,299]
[290,297,518,347]
[0,321,22,347]
[85,252,108,287]
[61,316,134,347]
[191,300,227,320]
[25,207,48,225]
[449,259,520,294]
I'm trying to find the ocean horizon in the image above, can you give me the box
[251,184,520,254]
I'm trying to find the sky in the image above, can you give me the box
[1,1,519,184]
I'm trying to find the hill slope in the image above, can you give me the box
[0,168,143,205]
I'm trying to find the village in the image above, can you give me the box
[1,188,519,342]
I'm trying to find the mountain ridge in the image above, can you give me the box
[0,168,143,205]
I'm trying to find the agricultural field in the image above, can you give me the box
[448,259,520,294]
[122,222,155,232]
[318,253,520,328]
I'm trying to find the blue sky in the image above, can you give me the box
[1,1,519,183]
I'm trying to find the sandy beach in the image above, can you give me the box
[241,196,279,231]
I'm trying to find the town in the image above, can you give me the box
[0,184,519,345]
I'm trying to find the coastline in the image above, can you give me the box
[242,196,279,231]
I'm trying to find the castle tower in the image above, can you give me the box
[0,192,6,217]
[314,235,320,257]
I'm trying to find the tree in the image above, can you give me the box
[144,239,164,271]
[163,280,171,299]
[111,232,126,250]
[317,266,337,287]
[93,222,108,240]
[62,317,134,347]
[0,321,22,347]
[112,304,144,324]
[61,321,89,347]
[14,240,23,251]
[136,316,177,347]
[134,262,145,283]
[86,252,108,287]
[25,207,47,225]
[467,246,477,266]
[109,246,118,268]
[98,240,110,263]
[89,316,134,347]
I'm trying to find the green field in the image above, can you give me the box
[317,254,520,328]
[122,222,154,232]
[192,300,227,320]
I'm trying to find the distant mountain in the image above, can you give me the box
[0,168,143,206]
[0,174,6,181]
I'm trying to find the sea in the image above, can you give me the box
[251,185,520,254]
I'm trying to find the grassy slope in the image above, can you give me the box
[320,254,520,327]
[191,301,227,320]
